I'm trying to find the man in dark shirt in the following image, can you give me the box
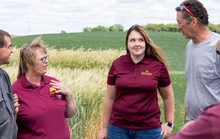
[170,102,220,139]
[0,29,18,139]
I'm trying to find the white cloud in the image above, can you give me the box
[0,0,219,35]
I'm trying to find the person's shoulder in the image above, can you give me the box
[202,102,220,118]
[146,58,164,66]
[12,76,23,84]
[186,40,193,46]
[43,75,58,81]
[149,58,162,63]
[116,54,127,60]
[113,54,127,63]
[0,68,8,75]
[211,32,220,38]
[0,68,3,75]
[205,102,220,111]
[12,78,22,88]
[202,102,220,130]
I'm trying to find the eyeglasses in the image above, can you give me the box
[37,55,49,63]
[179,3,195,18]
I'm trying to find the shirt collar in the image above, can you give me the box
[124,53,151,65]
[21,74,50,88]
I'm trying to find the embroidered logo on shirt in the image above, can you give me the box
[141,70,152,75]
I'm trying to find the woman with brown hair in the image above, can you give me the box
[98,24,174,139]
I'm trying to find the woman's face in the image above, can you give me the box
[127,30,146,58]
[32,48,48,75]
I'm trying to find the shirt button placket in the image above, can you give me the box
[134,64,137,77]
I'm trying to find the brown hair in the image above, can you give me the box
[0,29,11,48]
[175,0,209,26]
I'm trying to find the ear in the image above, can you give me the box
[191,17,198,26]
[26,62,32,69]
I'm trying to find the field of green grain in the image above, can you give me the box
[5,31,188,138]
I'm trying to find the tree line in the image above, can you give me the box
[82,23,220,33]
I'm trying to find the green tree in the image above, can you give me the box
[167,24,178,32]
[208,23,217,32]
[105,24,124,32]
[83,27,92,32]
[109,25,119,31]
[60,30,66,34]
[92,25,109,32]
[216,24,220,33]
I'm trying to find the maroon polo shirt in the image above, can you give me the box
[12,74,70,139]
[108,54,171,130]
[170,102,220,139]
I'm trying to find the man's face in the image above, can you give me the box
[176,11,193,39]
[0,36,13,65]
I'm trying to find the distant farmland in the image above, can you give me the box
[12,31,188,71]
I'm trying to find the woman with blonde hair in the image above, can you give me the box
[12,36,76,139]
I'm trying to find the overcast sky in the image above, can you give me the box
[0,0,219,36]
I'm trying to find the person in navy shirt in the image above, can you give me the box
[97,24,174,139]
[12,36,76,139]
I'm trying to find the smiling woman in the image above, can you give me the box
[97,24,175,139]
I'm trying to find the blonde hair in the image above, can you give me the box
[17,36,47,79]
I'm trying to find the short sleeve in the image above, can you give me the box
[158,64,171,87]
[107,62,116,85]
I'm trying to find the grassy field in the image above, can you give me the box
[7,31,188,138]
[12,31,188,71]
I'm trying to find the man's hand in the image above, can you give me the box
[13,94,19,119]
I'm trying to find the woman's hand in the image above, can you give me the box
[50,80,76,118]
[161,123,173,139]
[97,128,107,139]
[50,80,72,96]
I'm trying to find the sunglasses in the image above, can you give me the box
[38,55,49,63]
[179,3,195,18]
